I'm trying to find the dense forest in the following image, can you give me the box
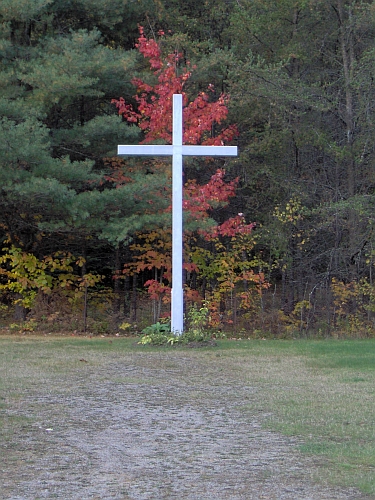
[1,0,375,337]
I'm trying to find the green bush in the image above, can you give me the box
[138,319,225,346]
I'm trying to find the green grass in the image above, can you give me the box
[216,339,375,494]
[1,335,375,494]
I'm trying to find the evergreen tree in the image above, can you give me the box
[0,0,170,283]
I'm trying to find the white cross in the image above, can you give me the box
[118,94,237,334]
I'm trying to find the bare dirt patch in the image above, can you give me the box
[0,340,371,499]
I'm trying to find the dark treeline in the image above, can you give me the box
[1,0,375,336]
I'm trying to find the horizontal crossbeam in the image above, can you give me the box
[118,145,238,157]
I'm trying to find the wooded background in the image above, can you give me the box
[1,0,375,337]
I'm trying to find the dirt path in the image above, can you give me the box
[1,349,370,499]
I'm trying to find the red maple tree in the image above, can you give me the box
[112,28,263,324]
[112,26,237,146]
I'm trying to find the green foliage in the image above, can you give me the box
[141,321,171,336]
[138,321,173,345]
[186,303,210,333]
[138,316,225,346]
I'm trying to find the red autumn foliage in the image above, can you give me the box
[112,27,238,146]
[209,214,256,239]
[183,169,237,220]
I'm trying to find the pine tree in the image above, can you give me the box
[0,1,166,243]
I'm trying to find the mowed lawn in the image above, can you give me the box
[0,335,374,495]
[225,339,375,495]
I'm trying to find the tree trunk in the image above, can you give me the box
[131,273,137,322]
[113,245,121,314]
[336,0,359,281]
[14,294,27,321]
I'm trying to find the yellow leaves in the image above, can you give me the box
[75,256,86,268]
[273,197,309,250]
[0,246,102,308]
[78,273,103,289]
[273,197,304,224]
[330,278,375,333]
[331,278,357,311]
[187,228,269,323]
[119,322,132,331]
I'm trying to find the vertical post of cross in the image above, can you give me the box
[171,94,184,334]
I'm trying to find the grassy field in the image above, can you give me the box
[1,335,374,497]
[217,339,375,494]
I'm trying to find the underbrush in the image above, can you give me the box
[2,289,375,340]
